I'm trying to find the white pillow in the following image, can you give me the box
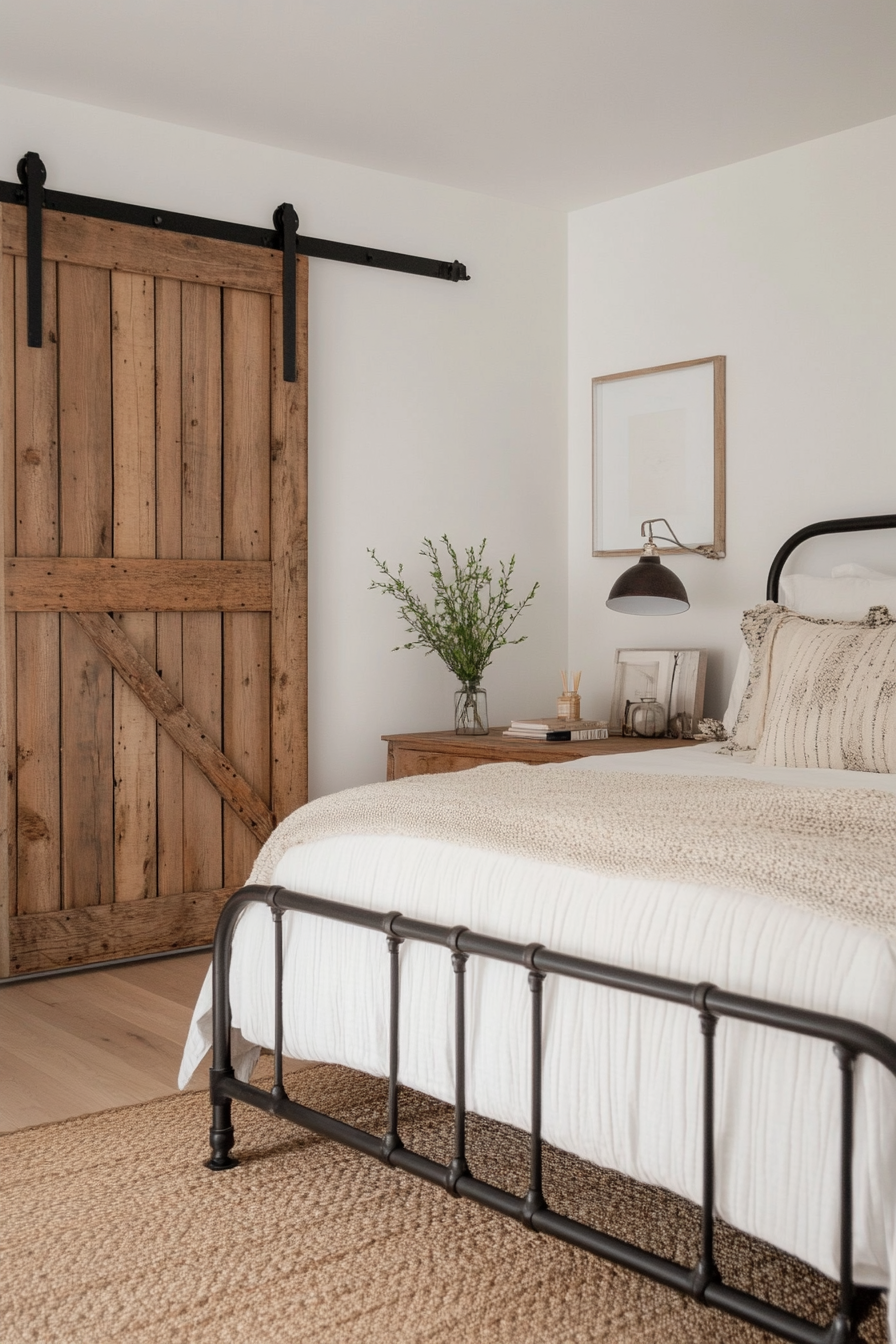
[722,644,750,734]
[831,563,893,580]
[779,572,896,620]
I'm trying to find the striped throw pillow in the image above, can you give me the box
[752,605,896,771]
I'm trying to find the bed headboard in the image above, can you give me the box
[766,513,896,602]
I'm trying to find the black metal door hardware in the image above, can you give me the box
[1,152,470,380]
[16,151,46,348]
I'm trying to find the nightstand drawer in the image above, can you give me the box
[384,730,697,780]
[390,746,488,778]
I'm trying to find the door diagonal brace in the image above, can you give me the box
[70,611,276,842]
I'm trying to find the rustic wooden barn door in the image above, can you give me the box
[0,203,307,975]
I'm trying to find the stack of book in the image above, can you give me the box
[503,718,609,742]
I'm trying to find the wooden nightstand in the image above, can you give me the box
[383,729,699,780]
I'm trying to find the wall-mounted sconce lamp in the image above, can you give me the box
[606,518,723,615]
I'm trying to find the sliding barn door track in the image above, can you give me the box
[2,150,470,381]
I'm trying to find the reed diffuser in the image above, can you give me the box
[557,670,581,721]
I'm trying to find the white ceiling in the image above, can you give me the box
[3,0,896,210]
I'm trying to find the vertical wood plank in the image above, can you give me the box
[2,254,15,552]
[154,277,184,899]
[3,610,13,957]
[2,247,16,948]
[58,263,114,909]
[0,219,10,972]
[181,282,223,892]
[270,257,308,820]
[111,271,157,904]
[14,254,61,917]
[222,288,270,883]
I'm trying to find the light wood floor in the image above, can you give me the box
[0,952,216,1133]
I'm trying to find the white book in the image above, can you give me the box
[502,725,610,741]
[509,717,605,732]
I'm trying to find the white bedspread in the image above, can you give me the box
[180,745,896,1329]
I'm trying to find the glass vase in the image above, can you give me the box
[454,682,488,735]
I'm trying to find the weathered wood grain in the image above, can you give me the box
[270,261,309,821]
[1,250,13,564]
[223,287,271,883]
[1,246,15,952]
[112,270,157,904]
[58,263,114,910]
[58,263,113,559]
[5,557,272,611]
[70,610,274,841]
[60,615,114,909]
[0,222,9,972]
[8,887,234,974]
[13,255,62,918]
[181,282,224,890]
[2,205,282,295]
[4,612,13,937]
[154,277,185,899]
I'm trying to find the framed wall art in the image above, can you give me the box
[592,356,725,557]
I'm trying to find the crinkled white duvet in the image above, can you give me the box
[181,744,896,1329]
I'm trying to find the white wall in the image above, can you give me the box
[0,84,568,798]
[568,115,896,723]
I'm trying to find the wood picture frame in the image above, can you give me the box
[609,647,707,737]
[592,356,725,557]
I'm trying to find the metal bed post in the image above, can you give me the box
[447,926,470,1193]
[829,1045,856,1344]
[205,886,283,1169]
[271,903,286,1102]
[383,915,404,1160]
[522,944,547,1225]
[691,982,719,1297]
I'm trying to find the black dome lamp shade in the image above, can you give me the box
[606,519,722,615]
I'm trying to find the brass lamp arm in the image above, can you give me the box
[641,518,723,560]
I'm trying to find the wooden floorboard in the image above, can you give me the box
[0,951,211,1132]
[103,947,211,1008]
[0,950,308,1133]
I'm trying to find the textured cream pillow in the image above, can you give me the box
[723,602,896,772]
[721,603,788,753]
[750,605,896,771]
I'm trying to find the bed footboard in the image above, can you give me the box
[206,883,894,1344]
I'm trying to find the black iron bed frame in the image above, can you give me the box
[206,514,896,1344]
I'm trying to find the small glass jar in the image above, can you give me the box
[625,696,666,738]
[455,682,489,735]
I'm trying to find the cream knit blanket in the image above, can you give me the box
[249,763,896,937]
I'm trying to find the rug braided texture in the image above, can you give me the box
[0,1064,887,1344]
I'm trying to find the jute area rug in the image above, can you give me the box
[1,1063,887,1344]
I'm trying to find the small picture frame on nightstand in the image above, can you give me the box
[609,649,707,738]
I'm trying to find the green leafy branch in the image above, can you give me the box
[369,536,539,685]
